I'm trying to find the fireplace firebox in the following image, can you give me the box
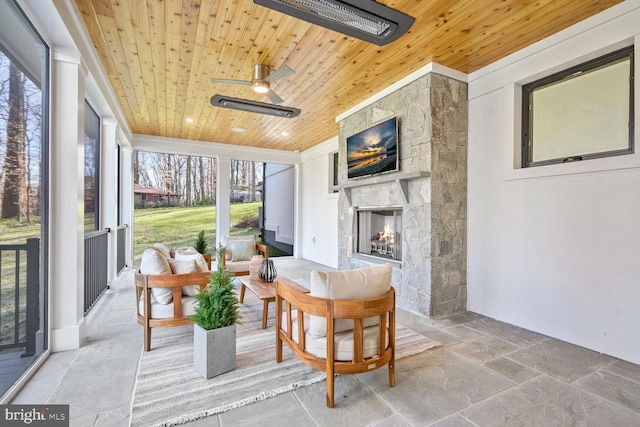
[356,207,402,261]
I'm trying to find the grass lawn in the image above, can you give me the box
[0,201,267,266]
[1,202,264,343]
[0,219,39,347]
[0,218,41,245]
[133,202,262,263]
[0,202,265,265]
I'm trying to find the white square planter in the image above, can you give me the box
[193,323,236,379]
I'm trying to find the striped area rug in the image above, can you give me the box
[129,294,440,427]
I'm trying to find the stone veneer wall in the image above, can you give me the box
[337,73,467,317]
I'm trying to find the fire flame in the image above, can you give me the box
[380,225,393,242]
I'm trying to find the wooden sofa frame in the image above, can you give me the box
[275,280,395,407]
[220,242,268,276]
[135,256,211,351]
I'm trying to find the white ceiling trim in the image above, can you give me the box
[133,134,302,165]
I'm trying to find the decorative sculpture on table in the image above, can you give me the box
[249,255,264,280]
[259,258,277,282]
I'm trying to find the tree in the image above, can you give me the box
[1,62,26,220]
[250,161,256,202]
[198,157,205,202]
[133,151,219,206]
[185,155,192,206]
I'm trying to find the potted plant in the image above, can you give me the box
[194,229,208,254]
[194,229,212,268]
[191,245,240,379]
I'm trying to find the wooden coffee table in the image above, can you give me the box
[236,275,308,329]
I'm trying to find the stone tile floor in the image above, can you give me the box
[11,258,640,426]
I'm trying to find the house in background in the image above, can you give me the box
[134,184,181,206]
[0,0,639,403]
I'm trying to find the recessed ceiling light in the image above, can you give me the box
[282,131,289,137]
[232,127,246,133]
[186,117,194,123]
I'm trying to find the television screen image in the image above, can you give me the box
[347,117,398,179]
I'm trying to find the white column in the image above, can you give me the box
[293,164,301,258]
[101,119,118,283]
[49,51,86,351]
[216,156,231,247]
[120,146,135,268]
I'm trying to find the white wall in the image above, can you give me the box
[299,137,339,268]
[468,0,640,364]
[264,163,295,246]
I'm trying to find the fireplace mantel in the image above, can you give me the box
[336,171,431,206]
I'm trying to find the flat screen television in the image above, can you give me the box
[347,117,399,179]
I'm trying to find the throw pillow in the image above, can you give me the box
[152,243,171,259]
[169,259,202,296]
[169,259,198,274]
[174,246,198,255]
[174,252,209,272]
[308,263,392,338]
[221,236,255,260]
[230,239,255,261]
[139,248,173,304]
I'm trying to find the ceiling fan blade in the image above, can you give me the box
[210,78,252,86]
[264,65,295,82]
[266,89,284,104]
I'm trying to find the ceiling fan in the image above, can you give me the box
[210,64,295,104]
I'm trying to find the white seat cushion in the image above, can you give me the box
[138,295,198,319]
[308,263,392,338]
[282,310,388,361]
[225,259,251,273]
[307,325,388,361]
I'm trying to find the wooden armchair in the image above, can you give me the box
[275,264,395,407]
[135,247,212,351]
[135,270,210,351]
[219,236,268,276]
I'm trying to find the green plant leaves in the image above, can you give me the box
[191,245,240,330]
[194,229,208,254]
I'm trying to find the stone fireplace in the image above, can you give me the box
[337,72,468,317]
[356,207,403,262]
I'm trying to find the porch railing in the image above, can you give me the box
[84,229,109,315]
[116,225,127,273]
[0,238,40,356]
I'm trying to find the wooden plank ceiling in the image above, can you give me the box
[75,0,622,152]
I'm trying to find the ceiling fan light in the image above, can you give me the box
[253,0,414,46]
[252,80,270,93]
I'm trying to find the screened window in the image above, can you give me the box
[84,101,100,231]
[522,46,634,167]
[230,159,263,238]
[0,0,49,397]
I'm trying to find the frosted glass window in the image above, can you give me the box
[522,47,634,167]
